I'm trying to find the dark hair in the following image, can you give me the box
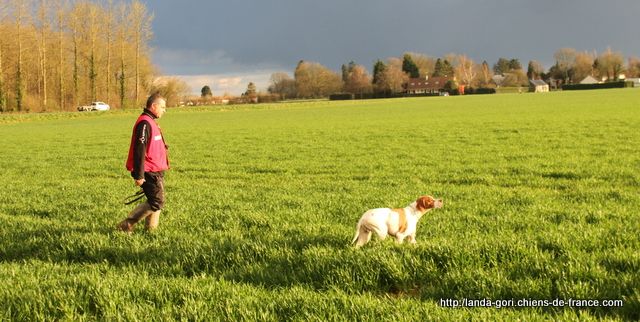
[146,92,164,109]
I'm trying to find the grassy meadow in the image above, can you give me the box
[0,89,639,320]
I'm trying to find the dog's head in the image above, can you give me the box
[414,195,443,212]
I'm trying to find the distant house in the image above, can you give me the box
[626,78,640,87]
[529,79,549,93]
[406,76,453,94]
[580,75,600,84]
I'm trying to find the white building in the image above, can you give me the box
[529,79,549,92]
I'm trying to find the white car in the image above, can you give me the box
[78,102,110,111]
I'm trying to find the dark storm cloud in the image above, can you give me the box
[142,0,640,92]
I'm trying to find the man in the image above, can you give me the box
[117,93,169,233]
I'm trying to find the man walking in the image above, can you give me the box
[118,93,169,233]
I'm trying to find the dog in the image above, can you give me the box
[351,195,443,247]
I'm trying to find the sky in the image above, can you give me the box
[143,0,640,96]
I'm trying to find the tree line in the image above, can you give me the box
[0,0,163,113]
[267,48,640,99]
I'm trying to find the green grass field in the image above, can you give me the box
[0,90,639,320]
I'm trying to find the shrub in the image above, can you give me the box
[562,81,633,90]
[257,94,281,103]
[329,93,354,100]
[465,87,497,95]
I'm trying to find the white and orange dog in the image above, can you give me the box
[352,195,443,247]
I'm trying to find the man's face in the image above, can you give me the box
[152,98,167,118]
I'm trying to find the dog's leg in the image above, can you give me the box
[353,221,368,246]
[356,231,372,247]
[372,226,388,241]
[353,221,372,247]
[406,235,417,244]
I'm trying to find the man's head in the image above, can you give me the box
[146,93,167,118]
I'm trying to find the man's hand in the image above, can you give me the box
[134,178,145,186]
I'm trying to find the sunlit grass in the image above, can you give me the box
[0,90,639,320]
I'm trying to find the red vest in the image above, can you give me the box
[126,114,169,172]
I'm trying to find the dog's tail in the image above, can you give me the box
[351,220,362,245]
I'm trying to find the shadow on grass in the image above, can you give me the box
[0,219,636,321]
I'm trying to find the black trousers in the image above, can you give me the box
[139,171,165,211]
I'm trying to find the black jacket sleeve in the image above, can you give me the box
[131,120,151,180]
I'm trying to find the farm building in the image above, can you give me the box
[580,75,600,84]
[529,79,549,92]
[625,78,640,87]
[405,76,454,94]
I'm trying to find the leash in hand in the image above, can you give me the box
[124,188,145,205]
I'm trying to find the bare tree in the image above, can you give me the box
[129,0,153,106]
[0,0,156,113]
[0,2,8,111]
[150,76,189,107]
[595,48,625,81]
[454,54,476,86]
[117,1,128,109]
[376,60,408,94]
[572,51,595,82]
[68,2,81,108]
[54,0,66,110]
[0,33,5,112]
[553,48,577,83]
[387,57,402,71]
[294,61,342,98]
[474,61,493,88]
[344,64,372,95]
[405,52,435,78]
[502,69,528,87]
[13,0,32,111]
[104,0,114,104]
[84,2,99,101]
[627,56,640,78]
[36,0,50,110]
[268,72,296,99]
[526,60,544,80]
